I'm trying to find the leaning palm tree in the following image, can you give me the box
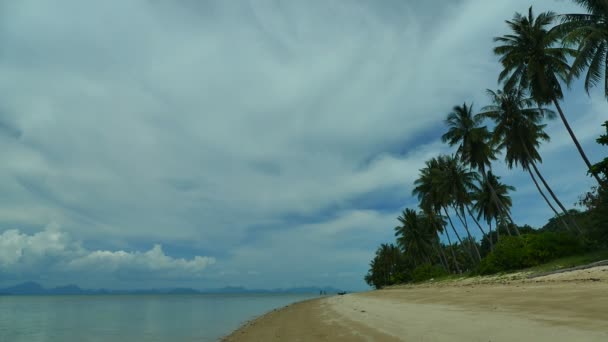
[366,243,401,288]
[559,1,608,99]
[494,7,604,187]
[413,158,477,265]
[435,155,483,262]
[441,102,518,235]
[419,201,461,274]
[442,103,481,158]
[472,171,515,245]
[480,88,577,232]
[394,209,435,267]
[420,210,453,272]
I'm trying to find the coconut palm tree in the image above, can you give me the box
[413,158,477,265]
[442,103,482,157]
[472,171,515,245]
[559,1,608,99]
[394,209,435,267]
[420,210,452,272]
[480,88,577,232]
[441,102,519,236]
[419,202,461,274]
[494,7,604,187]
[435,155,482,262]
[365,243,402,289]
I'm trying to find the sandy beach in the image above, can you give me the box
[222,266,608,341]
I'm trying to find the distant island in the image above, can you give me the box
[0,281,345,296]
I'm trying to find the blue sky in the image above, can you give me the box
[0,0,606,291]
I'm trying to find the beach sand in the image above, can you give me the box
[222,266,608,341]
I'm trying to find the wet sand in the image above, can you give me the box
[222,266,608,341]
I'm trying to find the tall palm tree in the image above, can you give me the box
[419,202,461,274]
[394,209,435,266]
[413,158,477,264]
[559,1,608,99]
[442,103,482,157]
[434,155,482,262]
[472,171,515,245]
[420,210,452,272]
[480,88,576,232]
[365,243,401,289]
[494,7,604,187]
[441,102,519,236]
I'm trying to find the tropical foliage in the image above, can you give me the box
[365,1,608,289]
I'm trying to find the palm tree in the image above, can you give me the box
[559,1,608,99]
[472,171,515,245]
[419,202,461,274]
[365,243,402,289]
[394,209,435,267]
[420,211,452,272]
[435,155,482,262]
[494,7,604,187]
[441,102,518,236]
[480,88,577,232]
[413,158,477,265]
[442,103,482,158]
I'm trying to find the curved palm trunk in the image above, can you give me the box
[442,206,476,264]
[440,227,462,274]
[454,207,482,262]
[553,99,606,189]
[529,160,582,234]
[502,217,513,236]
[488,224,493,249]
[481,167,520,236]
[465,204,493,252]
[489,220,496,246]
[526,167,571,231]
[433,238,450,272]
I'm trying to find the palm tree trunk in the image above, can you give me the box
[441,227,461,274]
[520,139,578,233]
[434,239,450,272]
[526,166,571,231]
[453,206,482,262]
[443,206,475,263]
[501,216,513,236]
[553,99,606,188]
[489,220,495,246]
[423,253,432,265]
[529,160,582,233]
[465,204,493,252]
[481,167,520,236]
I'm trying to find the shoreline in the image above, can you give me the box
[222,266,608,341]
[219,297,324,341]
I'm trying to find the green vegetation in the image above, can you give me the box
[477,232,584,275]
[365,1,608,290]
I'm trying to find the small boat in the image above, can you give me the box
[337,291,347,295]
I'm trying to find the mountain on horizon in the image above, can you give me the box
[0,282,346,295]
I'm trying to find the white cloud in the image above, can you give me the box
[0,225,215,283]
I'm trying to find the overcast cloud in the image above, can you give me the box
[0,0,604,290]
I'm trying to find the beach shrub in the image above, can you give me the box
[525,232,583,263]
[476,232,584,275]
[492,236,529,270]
[476,253,499,275]
[411,263,448,282]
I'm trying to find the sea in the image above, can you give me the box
[0,293,317,341]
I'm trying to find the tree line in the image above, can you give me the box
[366,1,608,289]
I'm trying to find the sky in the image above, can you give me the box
[0,0,606,291]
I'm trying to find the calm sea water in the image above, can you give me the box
[0,293,317,342]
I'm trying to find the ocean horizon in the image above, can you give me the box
[0,293,318,341]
